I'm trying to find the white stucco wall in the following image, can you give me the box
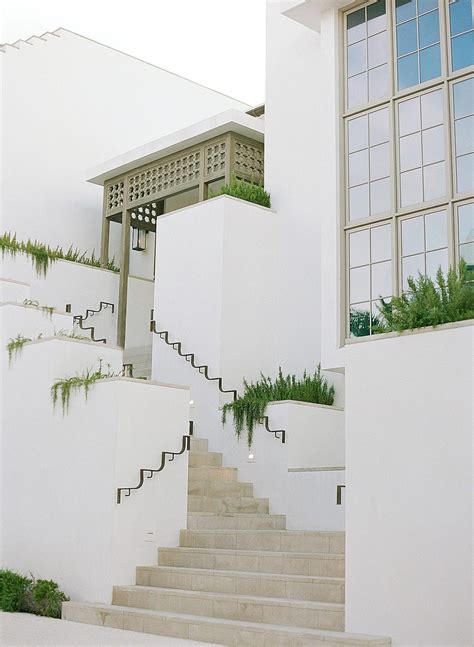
[1,337,190,604]
[0,28,248,262]
[344,324,473,646]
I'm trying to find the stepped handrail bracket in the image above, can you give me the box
[150,318,285,443]
[117,421,193,504]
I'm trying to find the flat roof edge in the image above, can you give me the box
[87,109,264,186]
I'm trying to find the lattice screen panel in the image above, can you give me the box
[106,180,125,213]
[234,140,264,183]
[205,140,227,176]
[128,151,201,204]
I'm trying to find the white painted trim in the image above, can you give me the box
[346,318,474,345]
[267,399,344,412]
[289,466,346,472]
[21,335,121,351]
[95,376,190,391]
[155,194,277,222]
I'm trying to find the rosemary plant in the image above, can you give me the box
[222,365,335,447]
[0,232,119,277]
[51,360,118,415]
[6,335,33,364]
[210,177,271,208]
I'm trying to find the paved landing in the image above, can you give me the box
[0,612,223,646]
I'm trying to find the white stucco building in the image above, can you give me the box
[1,2,473,646]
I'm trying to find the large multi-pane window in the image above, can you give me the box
[343,0,474,338]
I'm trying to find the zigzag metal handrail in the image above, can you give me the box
[116,421,194,504]
[81,301,115,322]
[73,315,107,344]
[150,319,285,443]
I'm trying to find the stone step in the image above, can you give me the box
[180,530,344,554]
[158,547,345,578]
[136,566,345,604]
[188,480,253,498]
[188,466,237,482]
[62,602,391,646]
[189,452,223,467]
[112,585,344,632]
[188,495,269,514]
[187,512,286,530]
[189,438,208,453]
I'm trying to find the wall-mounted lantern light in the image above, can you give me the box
[132,227,147,252]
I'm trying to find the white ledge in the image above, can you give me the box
[87,109,265,186]
[267,399,344,412]
[95,377,190,391]
[345,318,474,346]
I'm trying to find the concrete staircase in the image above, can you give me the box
[63,437,391,646]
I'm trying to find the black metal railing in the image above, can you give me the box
[66,301,115,344]
[116,420,194,504]
[150,316,285,443]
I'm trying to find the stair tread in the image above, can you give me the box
[160,547,344,560]
[187,512,283,517]
[114,585,344,610]
[64,602,391,643]
[137,565,344,583]
[183,529,344,536]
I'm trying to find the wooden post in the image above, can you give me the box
[117,208,130,348]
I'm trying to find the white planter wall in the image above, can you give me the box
[1,337,190,604]
[344,325,473,646]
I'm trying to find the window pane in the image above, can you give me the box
[426,248,448,279]
[349,183,370,220]
[368,31,388,67]
[418,10,439,48]
[460,242,474,264]
[396,0,416,24]
[419,44,441,83]
[369,108,389,145]
[371,261,392,299]
[370,178,391,214]
[458,203,474,243]
[423,161,446,201]
[418,0,438,14]
[403,253,425,289]
[401,168,423,206]
[399,96,421,136]
[367,0,386,36]
[371,223,392,262]
[370,142,390,180]
[402,215,424,255]
[348,41,367,76]
[348,72,368,108]
[347,8,366,45]
[425,210,448,250]
[455,116,474,156]
[349,149,369,186]
[453,78,474,120]
[348,115,368,153]
[400,132,422,171]
[368,65,389,101]
[350,303,372,337]
[421,89,443,128]
[452,31,474,71]
[457,153,474,193]
[422,125,445,165]
[449,0,473,37]
[398,53,419,90]
[397,19,418,56]
[350,229,370,267]
[350,265,371,302]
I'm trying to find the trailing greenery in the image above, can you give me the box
[6,334,33,364]
[0,231,119,277]
[210,176,271,208]
[54,329,89,341]
[51,360,118,414]
[376,260,474,333]
[0,570,68,617]
[222,365,335,447]
[23,299,55,319]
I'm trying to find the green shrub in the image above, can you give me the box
[0,231,118,277]
[210,177,270,208]
[30,579,69,618]
[0,570,68,617]
[377,260,474,333]
[222,365,335,447]
[0,570,32,612]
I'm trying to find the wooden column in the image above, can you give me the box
[117,208,131,348]
[100,215,111,268]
